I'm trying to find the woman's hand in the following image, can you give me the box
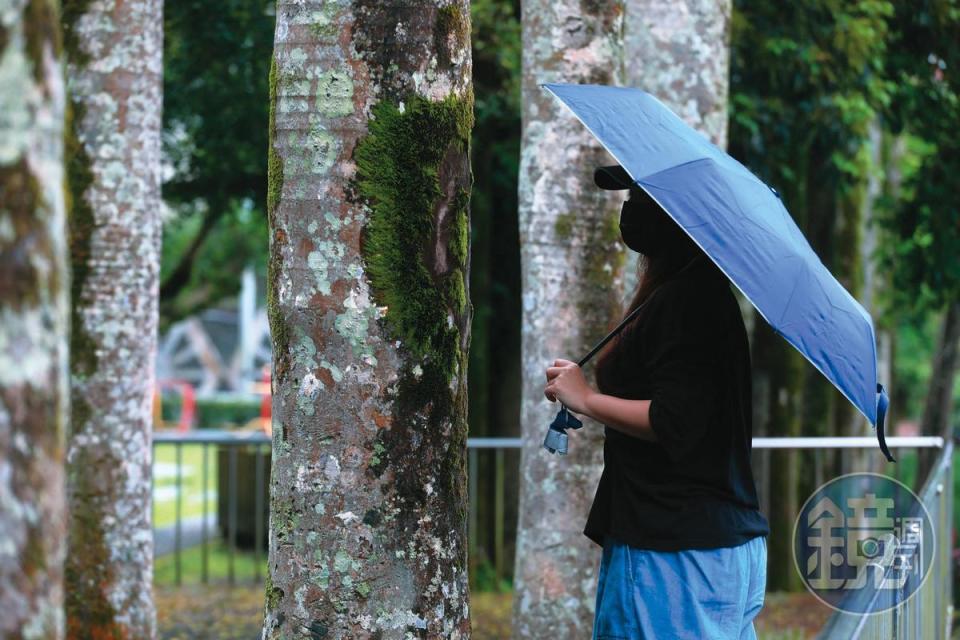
[544,358,596,415]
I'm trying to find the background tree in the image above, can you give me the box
[63,0,164,634]
[466,0,523,588]
[262,1,474,636]
[728,0,895,590]
[159,0,274,328]
[0,1,68,636]
[624,0,733,292]
[876,0,960,484]
[511,1,625,637]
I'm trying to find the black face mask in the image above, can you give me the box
[618,193,671,257]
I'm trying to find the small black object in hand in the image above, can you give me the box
[543,405,584,455]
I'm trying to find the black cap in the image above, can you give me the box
[594,164,635,190]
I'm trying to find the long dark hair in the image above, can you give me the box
[593,189,714,394]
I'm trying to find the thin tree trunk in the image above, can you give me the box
[753,322,805,591]
[798,147,839,501]
[262,2,474,637]
[512,2,626,637]
[63,0,163,636]
[916,302,960,485]
[0,2,68,636]
[846,116,887,476]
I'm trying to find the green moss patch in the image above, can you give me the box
[65,97,98,378]
[265,55,290,389]
[353,89,472,369]
[434,4,468,68]
[351,88,473,532]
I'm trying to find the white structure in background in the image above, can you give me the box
[156,265,272,393]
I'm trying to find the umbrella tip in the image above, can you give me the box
[876,383,894,462]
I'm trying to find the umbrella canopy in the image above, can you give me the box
[542,82,892,462]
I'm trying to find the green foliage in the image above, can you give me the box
[729,0,894,204]
[160,394,263,430]
[159,200,268,328]
[470,556,512,593]
[873,0,960,318]
[467,0,522,441]
[891,311,942,422]
[161,0,274,324]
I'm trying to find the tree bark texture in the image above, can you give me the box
[511,1,626,638]
[621,0,732,304]
[0,1,69,636]
[262,1,474,638]
[624,0,731,148]
[62,0,163,636]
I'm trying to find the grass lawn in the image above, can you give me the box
[153,443,219,529]
[154,536,267,586]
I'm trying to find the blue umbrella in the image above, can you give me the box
[542,82,893,462]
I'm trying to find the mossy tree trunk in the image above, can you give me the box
[262,1,474,637]
[62,0,163,636]
[0,1,68,636]
[511,1,626,638]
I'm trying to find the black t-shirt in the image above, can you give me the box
[583,258,770,550]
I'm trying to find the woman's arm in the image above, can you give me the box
[583,392,659,442]
[544,358,659,441]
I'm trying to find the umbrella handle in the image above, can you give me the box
[875,383,894,463]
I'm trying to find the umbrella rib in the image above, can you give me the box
[776,259,807,327]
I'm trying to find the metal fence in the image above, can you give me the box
[151,431,525,587]
[815,438,954,640]
[152,432,955,640]
[153,430,270,585]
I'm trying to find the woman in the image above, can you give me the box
[543,165,770,640]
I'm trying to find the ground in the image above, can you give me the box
[156,586,834,639]
[156,584,264,639]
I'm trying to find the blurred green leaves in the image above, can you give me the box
[160,0,274,327]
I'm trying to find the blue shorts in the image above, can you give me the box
[592,535,767,640]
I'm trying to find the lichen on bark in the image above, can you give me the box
[62,0,163,635]
[0,1,69,635]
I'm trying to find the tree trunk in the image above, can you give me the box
[797,147,839,500]
[62,0,163,636]
[512,2,626,637]
[846,116,888,476]
[753,322,806,591]
[262,2,474,637]
[624,0,732,147]
[0,2,68,636]
[621,0,733,300]
[916,302,960,485]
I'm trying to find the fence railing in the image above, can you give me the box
[815,439,954,640]
[152,430,271,586]
[152,430,954,640]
